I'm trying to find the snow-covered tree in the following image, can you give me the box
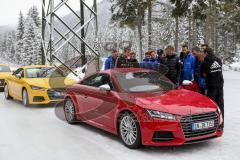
[15,11,25,64]
[27,6,41,27]
[22,17,41,65]
[6,31,16,61]
[1,34,7,59]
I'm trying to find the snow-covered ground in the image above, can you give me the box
[230,62,240,72]
[0,71,240,160]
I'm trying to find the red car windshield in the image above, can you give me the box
[115,71,176,92]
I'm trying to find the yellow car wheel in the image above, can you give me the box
[4,85,12,100]
[22,89,30,107]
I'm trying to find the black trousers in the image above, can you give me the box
[207,87,224,125]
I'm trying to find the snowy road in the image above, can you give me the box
[0,71,240,160]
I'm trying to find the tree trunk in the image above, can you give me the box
[205,2,217,52]
[147,0,152,50]
[137,23,143,61]
[174,16,179,53]
[223,32,228,63]
[188,12,193,49]
[137,3,143,61]
[192,18,198,47]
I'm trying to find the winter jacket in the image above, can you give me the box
[115,54,128,68]
[128,59,140,68]
[163,54,180,84]
[195,60,206,90]
[104,56,116,70]
[179,52,196,83]
[140,58,160,71]
[201,54,224,89]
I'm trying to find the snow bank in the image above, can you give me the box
[230,62,240,72]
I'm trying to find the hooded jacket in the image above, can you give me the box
[140,58,160,71]
[201,54,224,89]
[104,56,116,70]
[163,54,180,84]
[195,60,206,90]
[179,52,196,83]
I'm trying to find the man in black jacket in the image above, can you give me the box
[163,45,181,85]
[115,48,131,68]
[201,48,224,128]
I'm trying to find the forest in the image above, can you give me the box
[0,0,239,65]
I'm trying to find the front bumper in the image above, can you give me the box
[28,88,65,105]
[140,112,223,146]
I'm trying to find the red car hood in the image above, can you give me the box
[120,89,217,116]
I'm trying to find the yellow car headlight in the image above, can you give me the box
[31,85,45,90]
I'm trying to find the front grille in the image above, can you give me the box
[152,131,174,142]
[47,88,65,100]
[0,79,5,86]
[33,96,45,102]
[181,112,218,138]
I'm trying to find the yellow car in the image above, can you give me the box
[0,64,12,91]
[4,65,77,106]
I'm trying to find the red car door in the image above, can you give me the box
[79,73,118,132]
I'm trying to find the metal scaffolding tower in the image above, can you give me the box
[42,0,99,75]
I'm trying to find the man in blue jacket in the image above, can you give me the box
[179,45,196,84]
[104,49,118,70]
[140,51,160,71]
[192,46,206,94]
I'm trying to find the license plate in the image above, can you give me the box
[192,120,215,131]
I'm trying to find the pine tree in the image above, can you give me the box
[6,31,15,61]
[21,7,42,65]
[16,11,25,64]
[27,6,41,28]
[110,0,148,60]
[22,17,39,65]
[1,34,7,59]
[27,6,41,27]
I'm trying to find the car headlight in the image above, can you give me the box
[147,110,176,120]
[217,107,223,125]
[31,86,45,90]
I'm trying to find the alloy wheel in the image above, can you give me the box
[4,85,9,98]
[120,114,138,146]
[23,90,28,106]
[64,99,76,123]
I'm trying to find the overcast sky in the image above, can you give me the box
[0,0,102,26]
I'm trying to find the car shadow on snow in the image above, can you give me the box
[6,98,57,109]
[139,141,214,152]
[54,104,218,152]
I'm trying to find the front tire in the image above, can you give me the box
[119,112,142,149]
[64,98,78,124]
[4,84,12,100]
[22,89,29,107]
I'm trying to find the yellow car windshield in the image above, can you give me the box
[0,66,11,72]
[26,67,65,78]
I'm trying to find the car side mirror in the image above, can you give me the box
[16,73,22,79]
[99,84,111,93]
[182,80,193,86]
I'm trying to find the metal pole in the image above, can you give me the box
[49,0,54,64]
[42,0,99,75]
[93,0,100,70]
[42,0,46,65]
[80,0,87,65]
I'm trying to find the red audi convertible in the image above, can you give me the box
[64,68,223,149]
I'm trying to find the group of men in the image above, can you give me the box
[104,44,224,127]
